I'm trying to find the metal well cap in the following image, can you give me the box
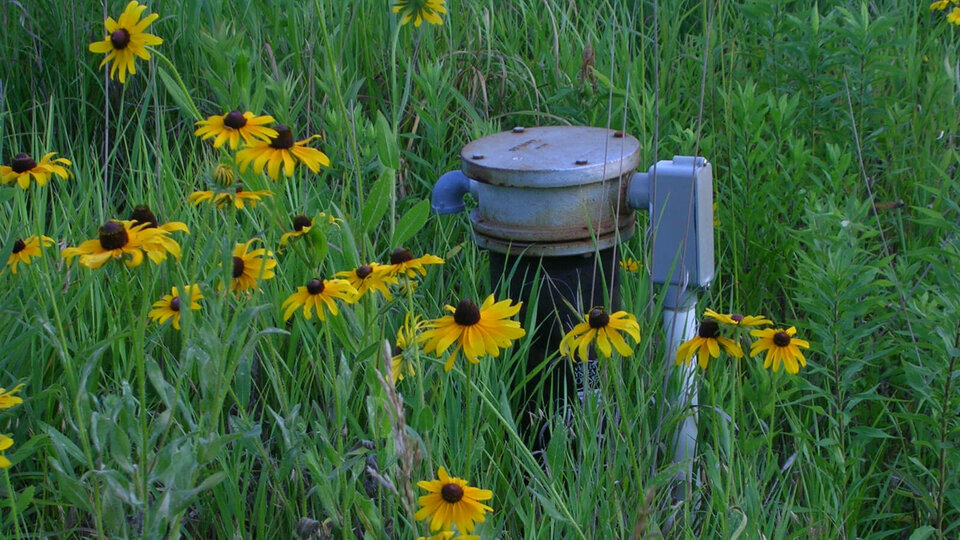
[461,126,641,188]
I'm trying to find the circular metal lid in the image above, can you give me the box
[461,126,641,188]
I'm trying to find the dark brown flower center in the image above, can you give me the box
[453,299,481,326]
[390,248,413,265]
[98,221,128,250]
[223,110,247,129]
[110,29,131,49]
[12,239,26,254]
[11,153,36,173]
[170,297,182,312]
[292,215,312,231]
[440,483,464,503]
[356,265,374,279]
[588,308,609,329]
[130,204,158,228]
[392,344,403,357]
[306,279,324,295]
[270,124,294,149]
[698,319,720,339]
[773,332,791,347]
[232,256,245,278]
[730,314,744,323]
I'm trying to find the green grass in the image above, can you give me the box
[1,0,960,538]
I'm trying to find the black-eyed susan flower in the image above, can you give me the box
[1,152,72,189]
[235,124,330,181]
[703,308,771,327]
[128,204,189,263]
[334,263,397,300]
[6,236,54,274]
[0,384,24,410]
[421,295,525,372]
[189,186,273,210]
[62,220,162,269]
[281,278,357,321]
[393,0,447,26]
[88,1,162,84]
[194,111,278,150]
[675,318,743,370]
[390,313,422,383]
[148,284,202,330]
[415,467,492,533]
[127,204,185,233]
[0,435,13,469]
[619,258,640,272]
[931,0,958,11]
[750,327,810,375]
[948,6,960,23]
[417,532,480,540]
[559,307,641,362]
[383,247,444,279]
[416,532,454,540]
[229,239,276,292]
[279,215,314,247]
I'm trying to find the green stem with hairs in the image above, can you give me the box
[3,465,21,539]
[27,195,107,540]
[323,320,353,539]
[404,276,427,410]
[465,360,475,463]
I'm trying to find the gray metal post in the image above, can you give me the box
[629,156,714,493]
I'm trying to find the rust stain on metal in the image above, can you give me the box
[508,138,543,152]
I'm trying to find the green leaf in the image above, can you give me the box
[375,111,400,170]
[308,225,329,266]
[531,489,569,522]
[908,526,937,540]
[156,65,198,120]
[361,170,393,234]
[393,199,430,247]
[850,426,894,440]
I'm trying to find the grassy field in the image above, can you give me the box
[1,0,960,538]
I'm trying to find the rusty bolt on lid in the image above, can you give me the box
[512,126,525,133]
[575,159,588,165]
[613,131,624,138]
[471,154,484,160]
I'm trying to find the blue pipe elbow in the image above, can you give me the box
[431,170,477,214]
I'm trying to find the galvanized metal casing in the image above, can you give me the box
[646,156,715,288]
[461,126,641,256]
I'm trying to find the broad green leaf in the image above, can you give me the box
[375,111,399,170]
[908,526,937,540]
[157,65,199,120]
[393,199,430,247]
[361,170,393,234]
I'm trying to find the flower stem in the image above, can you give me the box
[465,361,475,463]
[324,322,352,538]
[404,277,426,409]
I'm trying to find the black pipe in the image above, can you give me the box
[488,246,621,448]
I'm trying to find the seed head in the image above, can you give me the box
[223,110,248,129]
[98,221,128,250]
[453,299,481,326]
[588,307,609,329]
[270,124,294,149]
[11,153,36,174]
